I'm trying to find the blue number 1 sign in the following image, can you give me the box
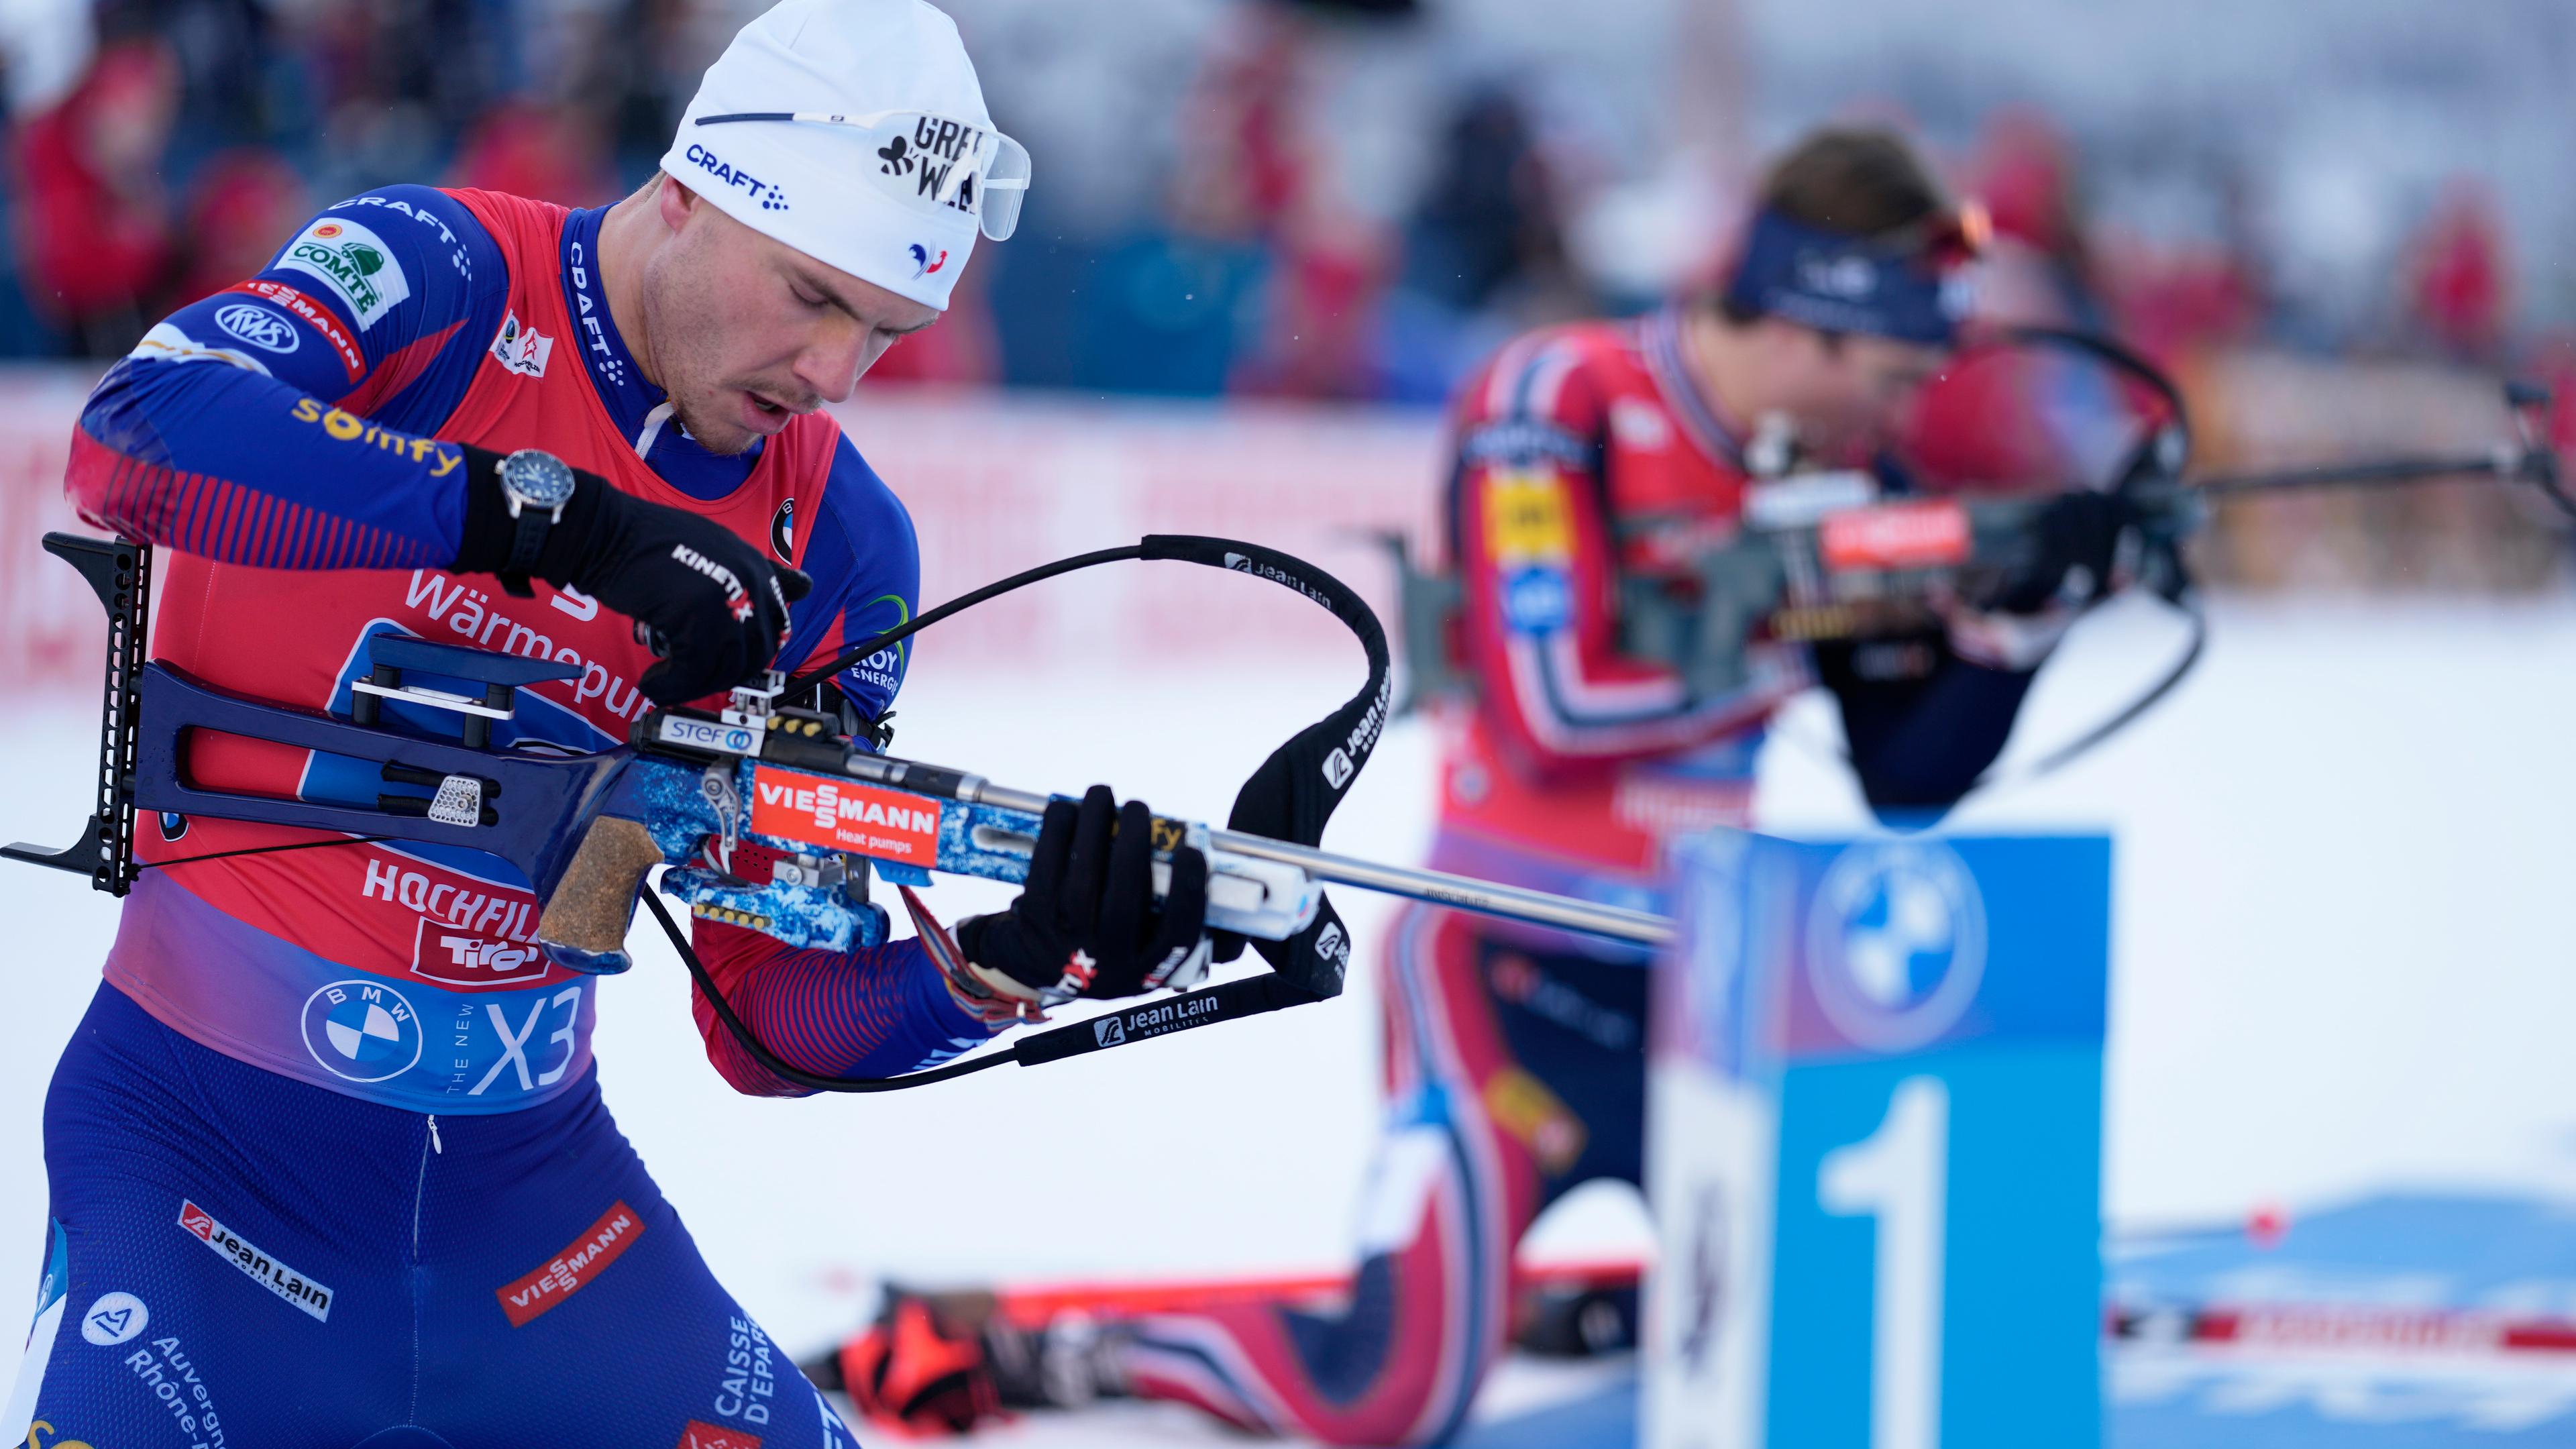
[1644,832,2110,1448]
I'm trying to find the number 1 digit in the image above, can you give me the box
[1820,1076,1949,1449]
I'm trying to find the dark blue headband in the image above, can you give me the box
[1721,207,1971,347]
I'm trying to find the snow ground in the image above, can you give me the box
[5,593,2576,1442]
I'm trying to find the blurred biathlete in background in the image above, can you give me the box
[4,3,1214,1447]
[829,127,2133,1444]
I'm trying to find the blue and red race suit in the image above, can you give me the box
[1113,311,2043,1444]
[7,184,988,1446]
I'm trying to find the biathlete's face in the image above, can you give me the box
[1771,323,1950,460]
[638,180,941,455]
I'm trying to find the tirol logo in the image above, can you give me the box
[412,916,547,989]
[490,309,554,378]
[301,979,425,1083]
[213,301,299,354]
[748,766,940,865]
[81,1291,149,1346]
[1093,1017,1126,1046]
[769,498,795,561]
[1805,840,1987,1051]
[276,216,411,330]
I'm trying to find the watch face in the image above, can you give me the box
[501,449,577,509]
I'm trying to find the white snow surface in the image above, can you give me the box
[5,594,2576,1440]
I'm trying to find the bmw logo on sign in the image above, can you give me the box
[1805,840,1986,1051]
[301,980,425,1083]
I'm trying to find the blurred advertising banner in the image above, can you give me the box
[0,356,2548,698]
[0,368,115,696]
[0,375,1446,696]
[829,386,1444,672]
[1645,830,2112,1448]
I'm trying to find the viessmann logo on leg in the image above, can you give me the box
[177,1199,333,1322]
[747,767,941,865]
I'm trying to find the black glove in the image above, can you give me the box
[1992,488,2131,614]
[453,447,809,705]
[955,786,1211,1004]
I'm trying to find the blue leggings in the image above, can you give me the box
[5,983,858,1449]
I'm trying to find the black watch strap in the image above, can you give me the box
[498,509,550,598]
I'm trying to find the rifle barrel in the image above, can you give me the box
[2190,449,2514,496]
[943,775,1675,945]
[1208,830,1676,946]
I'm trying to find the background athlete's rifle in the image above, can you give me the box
[1382,330,2568,774]
[4,533,1670,1093]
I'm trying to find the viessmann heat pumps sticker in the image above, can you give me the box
[749,767,941,865]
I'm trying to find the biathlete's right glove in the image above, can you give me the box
[1941,488,2135,672]
[453,447,808,706]
[953,786,1212,1010]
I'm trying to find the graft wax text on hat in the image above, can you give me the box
[661,0,1029,312]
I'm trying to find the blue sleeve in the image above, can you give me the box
[68,186,508,569]
[1819,643,2038,820]
[690,934,999,1097]
[776,435,920,727]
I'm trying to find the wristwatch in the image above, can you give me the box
[494,447,578,598]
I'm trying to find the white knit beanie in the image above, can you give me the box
[660,0,1028,311]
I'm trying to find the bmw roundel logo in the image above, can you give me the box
[770,498,795,561]
[1805,841,1986,1051]
[214,302,299,354]
[301,979,425,1083]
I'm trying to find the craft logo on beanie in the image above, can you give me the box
[660,0,1029,313]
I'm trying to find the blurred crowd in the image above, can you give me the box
[0,0,2565,389]
[0,0,2569,458]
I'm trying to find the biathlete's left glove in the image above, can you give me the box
[952,786,1212,1010]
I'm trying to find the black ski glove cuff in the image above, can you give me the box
[449,445,812,706]
[450,444,612,586]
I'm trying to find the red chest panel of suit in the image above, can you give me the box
[1438,318,1778,880]
[138,186,839,981]
[1580,327,1753,580]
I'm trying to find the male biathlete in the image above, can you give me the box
[835,127,2133,1444]
[3,3,1211,1446]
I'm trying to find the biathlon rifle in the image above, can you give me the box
[4,533,1669,1091]
[1387,331,2568,774]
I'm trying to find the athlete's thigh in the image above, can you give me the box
[1383,907,1650,1201]
[415,1097,857,1449]
[5,1165,407,1449]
